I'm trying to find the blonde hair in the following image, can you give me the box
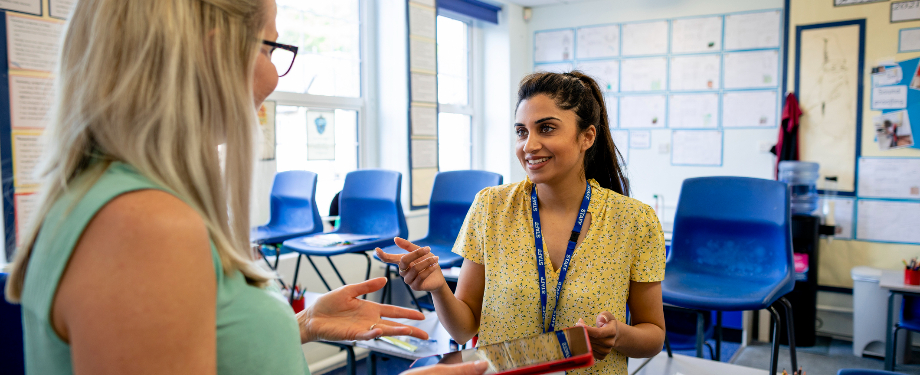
[5,0,272,301]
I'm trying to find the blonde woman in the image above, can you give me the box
[4,0,485,374]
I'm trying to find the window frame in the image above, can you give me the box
[436,12,476,172]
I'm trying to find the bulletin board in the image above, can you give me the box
[533,9,784,168]
[0,5,66,260]
[406,0,439,209]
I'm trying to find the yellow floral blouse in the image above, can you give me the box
[453,178,666,375]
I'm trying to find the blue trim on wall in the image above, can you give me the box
[794,19,866,198]
[438,0,499,24]
[0,12,14,260]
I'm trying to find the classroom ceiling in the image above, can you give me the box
[505,0,594,6]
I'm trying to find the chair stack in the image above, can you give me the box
[661,176,797,375]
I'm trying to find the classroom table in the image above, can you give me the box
[880,270,920,371]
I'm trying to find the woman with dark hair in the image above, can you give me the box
[378,71,666,375]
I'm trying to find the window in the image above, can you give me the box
[270,0,363,215]
[436,15,472,171]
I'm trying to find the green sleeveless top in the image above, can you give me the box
[19,162,310,375]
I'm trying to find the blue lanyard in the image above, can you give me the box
[531,182,591,333]
[555,330,572,358]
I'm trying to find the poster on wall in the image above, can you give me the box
[534,29,574,62]
[9,75,54,129]
[873,110,915,150]
[49,0,76,20]
[306,110,335,161]
[892,0,920,22]
[834,0,888,5]
[257,101,275,161]
[0,0,40,16]
[6,14,64,72]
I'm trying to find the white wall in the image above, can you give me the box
[520,0,784,225]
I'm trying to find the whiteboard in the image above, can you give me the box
[724,50,779,89]
[668,93,719,128]
[669,54,721,91]
[577,60,619,92]
[535,29,574,62]
[534,62,573,74]
[671,16,723,54]
[621,21,669,56]
[724,10,782,50]
[619,95,667,129]
[672,130,723,166]
[577,24,619,59]
[722,90,778,128]
[620,57,667,92]
[605,96,618,128]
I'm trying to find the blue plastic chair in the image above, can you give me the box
[375,170,503,310]
[282,170,408,295]
[661,177,797,375]
[838,370,902,375]
[888,295,920,372]
[1,273,25,375]
[250,171,324,274]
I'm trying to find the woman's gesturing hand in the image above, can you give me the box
[575,311,619,361]
[375,237,447,293]
[298,278,430,343]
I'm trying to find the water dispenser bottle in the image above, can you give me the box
[778,161,820,215]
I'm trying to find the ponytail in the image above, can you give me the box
[516,71,630,196]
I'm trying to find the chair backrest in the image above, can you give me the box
[426,171,503,243]
[336,170,408,238]
[669,177,793,282]
[0,273,25,375]
[266,171,323,234]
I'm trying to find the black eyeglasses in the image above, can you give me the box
[263,40,298,77]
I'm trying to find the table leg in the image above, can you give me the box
[289,254,302,304]
[886,291,896,371]
[345,347,356,375]
[369,352,377,375]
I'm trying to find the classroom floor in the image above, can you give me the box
[319,336,920,375]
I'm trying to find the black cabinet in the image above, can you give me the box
[778,214,820,347]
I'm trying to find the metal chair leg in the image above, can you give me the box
[380,265,391,304]
[779,297,798,372]
[305,255,333,292]
[664,335,673,358]
[892,326,901,372]
[362,253,372,300]
[369,352,377,375]
[345,346,356,375]
[695,310,705,358]
[715,311,722,361]
[289,254,303,304]
[401,280,424,312]
[768,304,782,375]
[326,257,348,287]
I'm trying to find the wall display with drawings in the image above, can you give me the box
[670,16,722,54]
[817,197,855,239]
[856,199,920,245]
[611,130,629,164]
[6,14,63,72]
[795,20,865,195]
[9,75,53,129]
[723,50,779,89]
[629,130,652,149]
[49,0,76,20]
[257,101,275,161]
[605,95,618,128]
[534,62,573,74]
[721,90,778,128]
[668,93,719,129]
[892,0,920,22]
[858,158,920,199]
[411,105,437,137]
[619,57,667,92]
[410,72,437,103]
[619,95,666,129]
[671,130,723,166]
[409,37,436,72]
[835,0,889,5]
[724,10,782,50]
[14,192,36,246]
[875,56,920,150]
[621,20,668,57]
[0,0,40,16]
[576,24,619,59]
[669,54,720,91]
[534,29,574,63]
[899,27,920,53]
[408,2,435,39]
[576,59,618,92]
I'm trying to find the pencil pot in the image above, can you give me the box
[905,269,920,286]
[291,297,305,313]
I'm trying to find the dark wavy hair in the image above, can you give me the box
[516,70,630,196]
